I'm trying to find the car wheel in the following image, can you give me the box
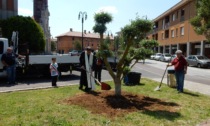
[197,63,201,68]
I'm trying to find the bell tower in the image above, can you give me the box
[33,0,51,53]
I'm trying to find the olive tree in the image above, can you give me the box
[93,12,157,95]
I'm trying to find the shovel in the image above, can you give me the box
[154,65,168,91]
[83,68,111,90]
[154,56,172,91]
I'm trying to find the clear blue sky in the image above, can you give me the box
[18,0,181,38]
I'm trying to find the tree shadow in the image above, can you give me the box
[0,74,80,87]
[124,82,145,87]
[182,91,199,97]
[141,109,181,121]
[105,94,180,120]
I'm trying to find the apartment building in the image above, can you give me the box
[56,28,114,54]
[147,0,210,57]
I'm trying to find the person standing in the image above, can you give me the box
[1,47,25,85]
[49,58,59,87]
[79,46,96,92]
[167,50,187,93]
[94,48,103,83]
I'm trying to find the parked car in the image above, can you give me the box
[69,50,82,56]
[186,55,210,68]
[154,53,162,60]
[171,54,176,61]
[159,53,172,62]
[150,54,155,60]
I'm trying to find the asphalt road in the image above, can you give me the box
[0,59,209,92]
[134,59,210,86]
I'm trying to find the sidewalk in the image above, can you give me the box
[152,77,210,96]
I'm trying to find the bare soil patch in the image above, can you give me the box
[63,91,180,118]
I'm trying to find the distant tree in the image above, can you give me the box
[51,41,56,52]
[93,12,112,42]
[0,16,45,53]
[190,0,210,41]
[74,40,82,50]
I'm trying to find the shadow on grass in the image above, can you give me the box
[182,91,199,97]
[86,91,101,96]
[124,83,145,87]
[142,109,181,121]
[105,94,180,120]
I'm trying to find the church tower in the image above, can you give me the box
[33,0,51,53]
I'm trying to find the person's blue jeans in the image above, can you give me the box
[175,70,185,92]
[6,65,16,84]
[124,75,129,85]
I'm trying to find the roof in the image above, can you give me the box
[56,31,114,40]
[153,0,193,22]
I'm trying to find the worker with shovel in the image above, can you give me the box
[79,46,96,92]
[167,50,187,93]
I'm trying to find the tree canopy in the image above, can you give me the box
[74,40,82,50]
[190,0,210,41]
[0,16,46,53]
[93,13,158,95]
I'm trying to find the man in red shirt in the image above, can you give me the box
[168,50,187,93]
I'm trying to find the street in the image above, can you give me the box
[134,59,210,86]
[0,59,210,93]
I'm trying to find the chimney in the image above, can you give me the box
[70,28,73,32]
[88,31,91,34]
[84,30,86,34]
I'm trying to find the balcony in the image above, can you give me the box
[180,16,185,22]
[153,28,158,34]
[164,22,170,29]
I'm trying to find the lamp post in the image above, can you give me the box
[78,11,87,50]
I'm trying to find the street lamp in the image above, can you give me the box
[78,11,87,50]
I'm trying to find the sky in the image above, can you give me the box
[18,0,181,38]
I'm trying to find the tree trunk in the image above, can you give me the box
[114,77,122,96]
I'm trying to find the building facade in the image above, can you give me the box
[33,0,51,54]
[0,0,18,20]
[147,0,210,57]
[0,0,18,37]
[56,28,114,54]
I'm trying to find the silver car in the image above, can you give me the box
[186,55,210,68]
[159,53,172,62]
[150,54,155,60]
[154,53,162,60]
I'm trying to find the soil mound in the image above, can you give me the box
[63,91,179,118]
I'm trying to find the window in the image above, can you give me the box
[165,30,169,39]
[171,30,175,38]
[172,14,176,21]
[176,28,178,37]
[7,0,14,11]
[181,9,185,16]
[162,19,165,29]
[72,37,74,41]
[180,27,184,36]
[176,11,179,19]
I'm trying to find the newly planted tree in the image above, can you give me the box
[93,13,158,95]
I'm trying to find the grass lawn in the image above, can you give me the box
[0,78,210,126]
